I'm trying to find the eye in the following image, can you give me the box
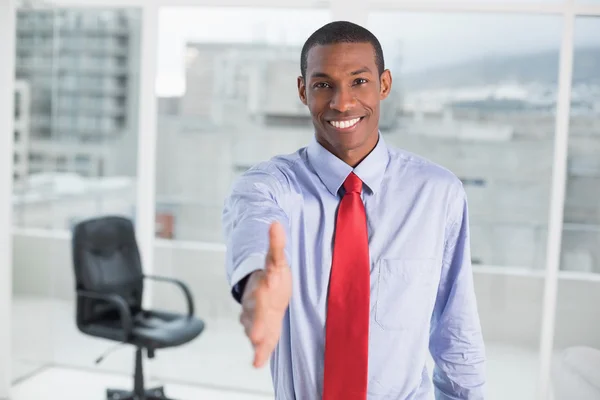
[313,82,331,89]
[354,78,368,85]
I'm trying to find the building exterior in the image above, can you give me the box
[11,172,135,231]
[13,27,600,273]
[156,46,600,273]
[13,80,31,184]
[14,8,141,177]
[26,139,125,178]
[182,42,399,130]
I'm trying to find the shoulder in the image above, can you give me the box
[387,144,464,195]
[385,144,466,223]
[229,150,304,195]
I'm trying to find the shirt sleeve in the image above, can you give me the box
[429,183,486,399]
[222,164,292,303]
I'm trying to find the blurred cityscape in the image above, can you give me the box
[10,9,600,273]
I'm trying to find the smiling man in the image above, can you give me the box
[222,21,486,400]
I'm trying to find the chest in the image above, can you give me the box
[286,186,447,265]
[284,186,446,334]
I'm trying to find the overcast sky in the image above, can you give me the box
[156,8,600,96]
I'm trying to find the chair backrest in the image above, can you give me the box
[72,216,144,326]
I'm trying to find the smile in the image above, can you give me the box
[327,117,364,130]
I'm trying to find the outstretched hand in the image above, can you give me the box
[240,221,292,368]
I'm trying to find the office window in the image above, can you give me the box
[367,11,562,398]
[152,6,330,392]
[561,19,600,264]
[460,177,487,187]
[74,154,91,165]
[11,6,142,383]
[28,152,42,162]
[14,91,21,119]
[55,155,67,167]
[367,12,562,271]
[155,7,330,244]
[553,17,600,385]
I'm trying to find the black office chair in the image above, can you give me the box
[71,216,205,400]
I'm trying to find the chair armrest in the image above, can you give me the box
[144,275,194,317]
[76,289,134,339]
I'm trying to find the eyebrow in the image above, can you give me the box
[310,67,372,79]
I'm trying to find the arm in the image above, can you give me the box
[76,290,133,340]
[430,184,486,400]
[144,275,194,317]
[222,164,292,303]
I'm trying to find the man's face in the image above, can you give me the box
[298,42,392,159]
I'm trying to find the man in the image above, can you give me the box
[222,21,486,400]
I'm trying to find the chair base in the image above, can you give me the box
[106,385,174,400]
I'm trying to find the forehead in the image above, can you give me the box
[305,42,377,76]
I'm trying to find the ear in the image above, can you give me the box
[379,69,392,100]
[298,76,308,106]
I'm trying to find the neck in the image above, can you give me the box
[317,132,379,168]
[338,149,372,168]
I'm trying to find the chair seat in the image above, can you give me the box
[80,310,205,350]
[131,310,205,348]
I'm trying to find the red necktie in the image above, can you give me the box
[323,172,370,400]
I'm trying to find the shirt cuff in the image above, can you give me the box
[230,254,265,303]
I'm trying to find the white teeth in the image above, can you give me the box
[329,118,360,129]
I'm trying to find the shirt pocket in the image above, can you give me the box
[374,258,436,331]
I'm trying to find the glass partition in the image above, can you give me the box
[7,2,600,399]
[152,6,330,393]
[11,6,142,381]
[551,15,600,400]
[367,11,562,400]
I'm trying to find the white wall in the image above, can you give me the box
[0,0,16,397]
[11,230,600,351]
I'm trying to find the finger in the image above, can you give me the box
[240,312,253,336]
[241,293,264,344]
[253,318,281,368]
[253,338,274,368]
[247,313,266,346]
[253,343,267,367]
[266,221,286,270]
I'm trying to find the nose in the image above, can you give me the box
[329,86,355,113]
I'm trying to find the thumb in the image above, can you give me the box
[266,221,286,271]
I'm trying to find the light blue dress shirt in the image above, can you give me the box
[222,133,486,400]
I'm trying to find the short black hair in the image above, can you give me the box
[300,21,385,79]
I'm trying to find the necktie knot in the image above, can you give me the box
[343,172,363,194]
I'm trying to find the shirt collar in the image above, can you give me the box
[307,132,390,196]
